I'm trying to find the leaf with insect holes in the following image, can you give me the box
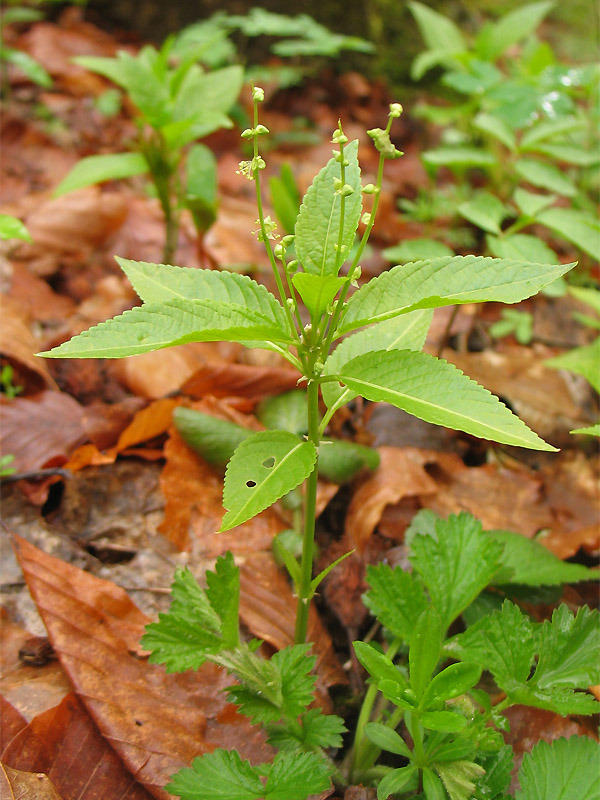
[141,553,239,672]
[408,512,504,629]
[337,349,557,450]
[39,299,293,359]
[337,255,576,335]
[295,139,362,277]
[322,308,433,413]
[221,431,317,531]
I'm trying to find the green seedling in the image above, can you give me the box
[0,213,32,243]
[406,1,600,270]
[489,308,534,345]
[53,41,243,263]
[0,364,23,399]
[39,95,596,797]
[0,4,51,96]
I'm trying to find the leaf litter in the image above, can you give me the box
[0,9,598,800]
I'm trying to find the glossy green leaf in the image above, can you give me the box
[364,723,412,758]
[457,192,510,235]
[0,214,32,242]
[39,299,293,359]
[337,349,557,450]
[515,158,577,197]
[295,139,362,277]
[419,710,468,732]
[353,641,409,689]
[221,431,317,531]
[54,152,149,196]
[410,608,443,700]
[421,662,482,708]
[515,737,600,800]
[323,309,433,412]
[292,273,345,320]
[409,513,503,629]
[338,255,575,335]
[537,207,600,261]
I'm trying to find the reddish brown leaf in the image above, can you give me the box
[0,391,86,473]
[2,694,151,800]
[239,553,347,698]
[0,297,58,393]
[181,362,300,402]
[5,262,76,324]
[110,346,219,399]
[13,536,273,799]
[0,762,63,800]
[541,524,600,560]
[0,697,27,754]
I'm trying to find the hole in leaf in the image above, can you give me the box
[246,480,257,488]
[262,456,276,468]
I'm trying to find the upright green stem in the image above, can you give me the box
[294,371,321,644]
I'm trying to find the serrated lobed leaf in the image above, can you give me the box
[116,257,290,327]
[264,751,332,800]
[267,708,346,752]
[322,309,433,412]
[533,605,600,690]
[295,139,362,277]
[515,737,600,800]
[338,349,557,450]
[364,563,429,643]
[272,644,317,720]
[409,512,504,629]
[40,298,293,359]
[212,645,283,723]
[221,431,317,531]
[337,255,576,335]
[167,749,264,800]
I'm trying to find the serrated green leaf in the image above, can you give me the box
[475,746,513,800]
[167,748,264,800]
[267,708,346,752]
[323,309,433,412]
[537,208,600,261]
[533,605,600,690]
[515,737,600,800]
[353,641,409,689]
[54,152,149,196]
[515,159,577,197]
[0,214,32,242]
[492,530,598,586]
[545,337,600,393]
[338,255,576,335]
[295,139,362,277]
[221,431,317,531]
[39,298,293,360]
[116,258,290,324]
[292,272,345,320]
[421,662,482,708]
[364,722,412,758]
[141,555,239,672]
[487,233,558,264]
[436,760,485,800]
[570,423,600,436]
[458,192,510,235]
[174,407,253,468]
[213,646,283,723]
[409,513,504,630]
[337,349,557,450]
[410,608,443,701]
[257,391,307,436]
[364,563,429,643]
[263,750,331,800]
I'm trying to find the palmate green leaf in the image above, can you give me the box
[54,152,149,196]
[267,708,346,753]
[533,605,600,690]
[141,554,239,672]
[364,563,429,643]
[409,512,503,630]
[221,431,317,531]
[116,258,290,325]
[337,349,556,450]
[39,299,293,360]
[515,737,600,800]
[491,529,599,586]
[337,255,576,335]
[322,309,433,412]
[295,139,362,277]
[167,749,331,800]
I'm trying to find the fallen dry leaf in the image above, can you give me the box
[13,535,273,799]
[0,296,58,393]
[3,261,76,324]
[1,694,152,800]
[181,362,301,402]
[0,391,86,473]
[1,696,27,754]
[540,524,600,560]
[0,762,63,800]
[110,346,217,400]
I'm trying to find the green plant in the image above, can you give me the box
[489,308,534,345]
[404,1,600,271]
[0,2,52,95]
[0,213,32,243]
[39,95,596,797]
[0,364,23,398]
[53,42,243,263]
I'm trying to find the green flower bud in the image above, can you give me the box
[255,124,270,136]
[362,183,379,195]
[241,128,254,139]
[252,86,265,102]
[389,102,403,118]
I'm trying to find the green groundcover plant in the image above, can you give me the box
[40,94,599,798]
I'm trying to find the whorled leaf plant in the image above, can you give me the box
[40,90,576,646]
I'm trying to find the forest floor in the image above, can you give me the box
[0,8,598,800]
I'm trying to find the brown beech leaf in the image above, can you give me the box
[239,553,347,697]
[540,524,600,560]
[13,536,272,799]
[109,345,217,399]
[1,694,151,800]
[344,447,445,552]
[0,391,86,473]
[204,196,272,269]
[181,362,300,402]
[0,697,27,754]
[159,428,284,553]
[0,297,58,393]
[539,451,600,537]
[4,262,76,325]
[0,762,63,800]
